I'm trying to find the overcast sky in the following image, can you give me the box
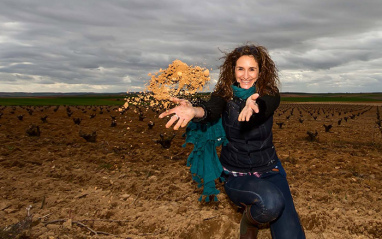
[1,0,381,93]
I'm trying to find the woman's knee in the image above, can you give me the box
[225,178,285,223]
[248,181,285,223]
[224,176,264,205]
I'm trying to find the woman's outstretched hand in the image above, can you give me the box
[238,93,260,121]
[158,97,197,130]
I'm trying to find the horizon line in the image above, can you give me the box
[1,91,382,94]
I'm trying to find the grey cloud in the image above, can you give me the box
[0,0,382,93]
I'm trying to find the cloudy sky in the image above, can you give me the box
[1,0,381,93]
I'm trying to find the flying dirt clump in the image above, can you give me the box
[147,59,210,101]
[121,60,211,112]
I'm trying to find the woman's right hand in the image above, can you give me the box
[238,93,260,121]
[158,97,199,130]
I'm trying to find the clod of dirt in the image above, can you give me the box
[121,60,211,112]
[147,60,210,101]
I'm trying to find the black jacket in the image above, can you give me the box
[197,93,280,172]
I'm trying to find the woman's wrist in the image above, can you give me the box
[191,105,208,123]
[193,106,205,118]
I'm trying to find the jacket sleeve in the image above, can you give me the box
[245,93,280,125]
[191,94,226,123]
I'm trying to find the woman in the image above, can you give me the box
[159,44,305,239]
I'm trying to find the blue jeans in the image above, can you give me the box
[224,163,305,239]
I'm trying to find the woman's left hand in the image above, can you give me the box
[238,93,260,121]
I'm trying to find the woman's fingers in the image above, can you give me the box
[238,109,245,121]
[251,93,260,101]
[250,102,259,113]
[239,93,259,121]
[165,114,179,128]
[159,98,195,129]
[173,117,185,130]
[159,110,172,119]
[238,112,243,121]
[159,98,190,119]
[245,108,252,121]
[238,107,251,121]
[170,97,191,106]
[169,97,181,104]
[163,113,191,130]
[181,118,191,128]
[239,104,260,121]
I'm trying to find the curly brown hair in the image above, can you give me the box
[213,44,280,100]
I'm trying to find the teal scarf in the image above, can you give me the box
[183,85,255,202]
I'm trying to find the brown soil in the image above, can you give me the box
[146,60,210,100]
[1,103,381,238]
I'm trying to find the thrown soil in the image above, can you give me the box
[146,60,210,101]
[0,102,381,238]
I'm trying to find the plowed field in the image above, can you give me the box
[1,102,381,238]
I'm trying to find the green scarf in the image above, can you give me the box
[183,84,255,202]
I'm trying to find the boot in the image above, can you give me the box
[240,205,259,239]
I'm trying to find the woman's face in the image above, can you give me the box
[235,55,259,89]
